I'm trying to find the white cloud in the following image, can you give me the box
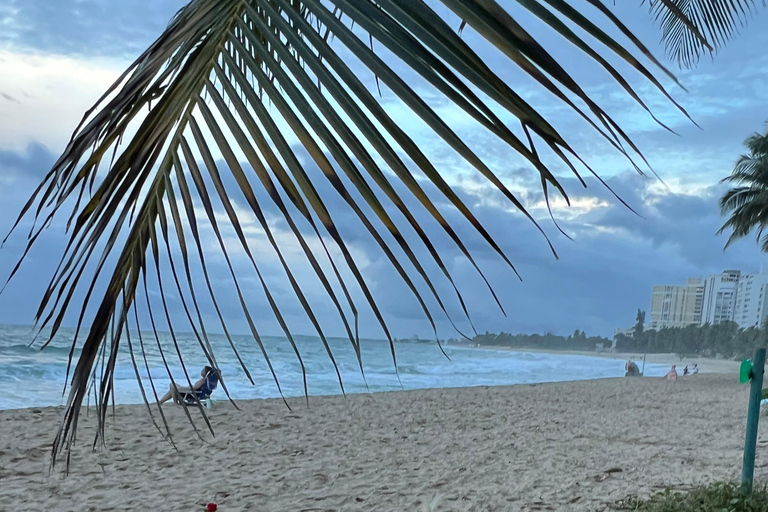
[0,49,127,152]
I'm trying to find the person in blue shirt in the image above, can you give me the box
[158,365,218,405]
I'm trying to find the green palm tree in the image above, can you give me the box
[2,0,762,464]
[719,123,768,251]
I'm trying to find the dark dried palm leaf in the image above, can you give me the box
[3,0,711,466]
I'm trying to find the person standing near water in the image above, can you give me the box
[625,360,640,376]
[665,365,678,381]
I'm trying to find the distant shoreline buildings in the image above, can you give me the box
[648,268,768,331]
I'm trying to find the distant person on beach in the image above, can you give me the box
[691,364,699,375]
[665,365,678,381]
[159,366,218,405]
[683,366,689,376]
[625,360,640,377]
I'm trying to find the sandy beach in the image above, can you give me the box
[1,374,764,511]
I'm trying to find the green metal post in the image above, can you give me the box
[743,347,766,493]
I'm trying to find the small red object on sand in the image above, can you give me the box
[206,503,218,512]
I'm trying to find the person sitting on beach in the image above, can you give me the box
[159,366,218,405]
[691,364,699,375]
[665,365,678,381]
[683,366,689,376]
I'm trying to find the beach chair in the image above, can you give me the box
[180,370,219,409]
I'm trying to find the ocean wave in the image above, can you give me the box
[2,325,672,410]
[0,343,80,357]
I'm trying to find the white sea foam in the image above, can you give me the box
[0,324,668,410]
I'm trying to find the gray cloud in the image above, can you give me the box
[386,171,765,337]
[0,145,63,324]
[0,2,767,341]
[0,143,53,180]
[1,92,19,104]
[0,136,765,342]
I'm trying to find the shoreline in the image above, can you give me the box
[470,344,742,374]
[1,375,631,414]
[1,347,739,412]
[0,376,635,414]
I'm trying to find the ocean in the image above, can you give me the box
[0,324,669,410]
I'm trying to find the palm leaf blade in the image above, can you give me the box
[3,0,706,466]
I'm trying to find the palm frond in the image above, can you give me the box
[3,0,696,466]
[719,123,768,250]
[644,0,763,68]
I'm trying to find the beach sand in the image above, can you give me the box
[1,374,764,511]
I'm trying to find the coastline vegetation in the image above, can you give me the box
[453,319,764,362]
[455,330,611,352]
[614,482,768,512]
[614,321,765,361]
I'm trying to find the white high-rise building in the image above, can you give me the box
[645,268,768,331]
[734,269,768,329]
[701,270,741,326]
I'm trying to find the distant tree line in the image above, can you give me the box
[466,330,611,351]
[615,310,766,360]
[456,307,766,360]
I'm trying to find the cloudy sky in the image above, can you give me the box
[0,0,766,342]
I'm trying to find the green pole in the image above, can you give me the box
[743,347,766,493]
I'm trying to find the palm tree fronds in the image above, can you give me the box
[4,0,699,466]
[719,122,768,250]
[644,0,764,68]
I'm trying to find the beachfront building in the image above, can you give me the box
[612,327,634,348]
[646,269,768,331]
[733,269,768,329]
[701,270,741,326]
[614,327,635,338]
[648,278,704,330]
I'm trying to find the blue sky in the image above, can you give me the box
[0,0,766,340]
